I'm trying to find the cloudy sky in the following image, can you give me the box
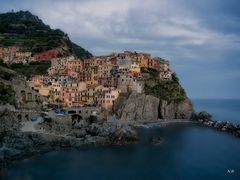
[1,0,240,99]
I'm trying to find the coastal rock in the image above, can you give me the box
[0,101,140,169]
[84,136,108,146]
[214,122,223,129]
[113,92,193,122]
[195,111,240,138]
[160,98,193,119]
[197,111,212,120]
[225,123,236,132]
[69,129,87,138]
[113,92,159,122]
[150,137,164,145]
[109,126,138,145]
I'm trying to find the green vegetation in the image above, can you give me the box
[0,59,7,67]
[72,42,92,60]
[0,82,17,106]
[143,68,186,104]
[171,72,179,82]
[141,67,158,76]
[0,59,50,78]
[0,66,15,80]
[0,11,92,59]
[10,61,51,78]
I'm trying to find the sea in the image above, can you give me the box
[1,99,240,180]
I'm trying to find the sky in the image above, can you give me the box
[1,0,240,99]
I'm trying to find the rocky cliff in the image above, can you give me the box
[159,98,193,119]
[113,93,159,122]
[112,68,193,122]
[112,93,193,122]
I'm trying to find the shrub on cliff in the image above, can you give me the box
[0,82,17,106]
[143,68,186,104]
[10,61,51,78]
[0,59,8,67]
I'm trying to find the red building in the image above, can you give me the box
[33,49,63,61]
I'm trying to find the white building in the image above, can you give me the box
[117,74,143,93]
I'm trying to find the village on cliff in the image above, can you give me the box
[0,47,172,110]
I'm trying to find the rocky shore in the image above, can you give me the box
[193,111,240,137]
[0,107,138,169]
[1,103,240,170]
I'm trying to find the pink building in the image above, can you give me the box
[60,86,83,107]
[95,88,121,110]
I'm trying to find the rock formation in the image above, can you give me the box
[112,66,194,122]
[0,105,138,169]
[112,92,193,122]
[159,98,193,119]
[194,111,240,137]
[113,93,159,122]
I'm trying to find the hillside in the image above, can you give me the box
[0,10,92,59]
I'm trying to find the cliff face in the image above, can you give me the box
[112,68,194,122]
[112,93,193,122]
[113,93,159,122]
[159,98,193,119]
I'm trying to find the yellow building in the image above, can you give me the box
[81,85,104,105]
[129,63,141,73]
[31,84,51,97]
[66,59,83,72]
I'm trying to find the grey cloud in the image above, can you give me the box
[0,0,240,98]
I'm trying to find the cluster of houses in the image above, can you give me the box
[0,47,62,64]
[26,51,172,110]
[0,47,32,64]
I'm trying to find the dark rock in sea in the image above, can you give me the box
[190,112,198,121]
[214,122,223,129]
[195,111,240,138]
[150,137,164,145]
[225,123,236,132]
[236,125,240,130]
[197,111,212,121]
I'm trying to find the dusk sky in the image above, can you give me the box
[1,0,240,99]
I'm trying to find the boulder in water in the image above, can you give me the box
[150,137,164,145]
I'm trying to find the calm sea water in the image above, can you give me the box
[1,99,240,180]
[192,99,240,124]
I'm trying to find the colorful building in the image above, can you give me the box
[95,88,121,110]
